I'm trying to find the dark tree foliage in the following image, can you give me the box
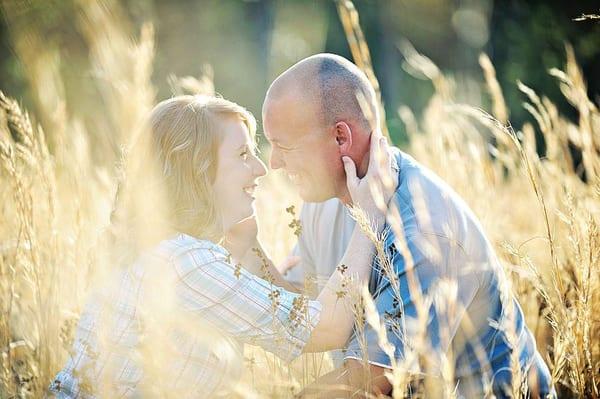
[489,0,600,129]
[0,0,598,146]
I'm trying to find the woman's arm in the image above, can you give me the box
[172,237,321,364]
[304,134,395,352]
[223,218,299,292]
[303,218,380,352]
[176,133,395,360]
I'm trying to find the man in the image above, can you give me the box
[261,53,554,398]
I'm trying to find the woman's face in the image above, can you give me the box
[212,116,267,232]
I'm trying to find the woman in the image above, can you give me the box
[49,95,395,398]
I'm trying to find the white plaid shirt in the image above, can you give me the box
[49,233,321,398]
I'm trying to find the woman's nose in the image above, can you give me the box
[254,157,267,178]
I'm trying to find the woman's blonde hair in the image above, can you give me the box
[110,95,256,264]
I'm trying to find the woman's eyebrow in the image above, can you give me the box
[240,142,260,153]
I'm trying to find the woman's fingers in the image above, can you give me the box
[364,134,398,210]
[379,138,396,192]
[343,156,358,189]
[367,130,384,173]
[343,132,398,213]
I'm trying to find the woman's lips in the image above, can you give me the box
[243,184,257,196]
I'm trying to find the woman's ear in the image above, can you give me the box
[334,121,353,156]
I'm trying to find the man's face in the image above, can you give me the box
[263,97,345,202]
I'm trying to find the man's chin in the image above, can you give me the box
[235,203,256,222]
[298,188,336,203]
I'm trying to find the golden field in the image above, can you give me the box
[0,1,598,397]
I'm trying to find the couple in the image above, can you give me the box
[49,54,554,398]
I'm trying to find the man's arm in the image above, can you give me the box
[303,231,476,397]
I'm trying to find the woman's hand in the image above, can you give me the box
[342,132,397,220]
[277,254,301,274]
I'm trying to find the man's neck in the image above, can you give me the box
[339,190,352,205]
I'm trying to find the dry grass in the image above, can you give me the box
[395,44,600,398]
[0,0,599,397]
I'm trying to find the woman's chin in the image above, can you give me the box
[236,203,256,223]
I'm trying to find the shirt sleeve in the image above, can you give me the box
[344,232,479,374]
[172,245,321,363]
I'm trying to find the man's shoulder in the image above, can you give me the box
[393,149,443,196]
[390,148,490,251]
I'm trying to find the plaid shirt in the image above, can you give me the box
[49,234,321,398]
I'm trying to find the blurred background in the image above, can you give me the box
[1,0,599,147]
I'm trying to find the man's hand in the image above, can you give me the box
[299,360,392,398]
[277,254,301,274]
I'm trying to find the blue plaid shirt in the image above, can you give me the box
[291,149,553,398]
[344,150,552,397]
[49,234,320,398]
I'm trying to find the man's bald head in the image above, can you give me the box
[264,53,379,133]
[263,54,379,203]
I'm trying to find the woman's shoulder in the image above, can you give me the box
[151,233,230,264]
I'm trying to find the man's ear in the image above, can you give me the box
[334,121,353,156]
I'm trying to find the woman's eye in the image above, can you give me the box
[240,150,249,160]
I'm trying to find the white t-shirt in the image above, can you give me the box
[287,198,355,296]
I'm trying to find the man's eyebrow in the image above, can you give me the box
[263,134,277,143]
[265,136,284,145]
[263,134,293,148]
